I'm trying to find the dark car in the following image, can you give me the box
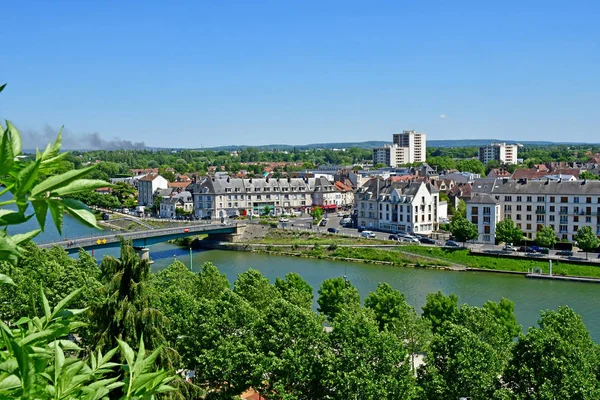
[419,237,436,244]
[358,226,366,232]
[530,245,550,254]
[389,234,400,241]
[445,240,461,248]
[327,227,339,234]
[557,250,574,257]
[519,246,537,253]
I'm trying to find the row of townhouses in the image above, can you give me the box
[186,176,354,219]
[467,179,600,244]
[354,178,443,235]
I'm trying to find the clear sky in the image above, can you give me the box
[1,1,599,149]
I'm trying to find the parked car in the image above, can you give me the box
[319,219,328,227]
[388,234,400,241]
[358,226,367,232]
[361,231,376,238]
[419,237,436,245]
[445,240,461,248]
[503,245,518,252]
[401,237,420,244]
[529,246,550,254]
[556,250,574,257]
[519,246,537,253]
[327,227,339,234]
[279,217,289,223]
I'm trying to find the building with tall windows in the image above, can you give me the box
[372,130,427,167]
[478,142,519,165]
[466,179,600,243]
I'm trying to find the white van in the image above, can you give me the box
[361,231,376,238]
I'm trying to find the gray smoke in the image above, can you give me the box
[20,125,146,151]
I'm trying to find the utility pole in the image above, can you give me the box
[189,247,193,271]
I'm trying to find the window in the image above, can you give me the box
[549,206,555,212]
[574,207,579,214]
[516,205,522,211]
[560,207,568,214]
[483,207,491,215]
[550,196,555,203]
[549,215,555,221]
[587,197,592,204]
[536,215,545,223]
[574,216,579,223]
[527,205,532,212]
[527,196,532,202]
[526,224,532,230]
[526,215,532,221]
[504,205,512,212]
[504,196,512,201]
[537,196,544,202]
[516,214,522,220]
[516,196,522,202]
[574,225,579,232]
[472,206,479,214]
[483,216,490,224]
[574,197,580,203]
[586,216,592,223]
[561,197,568,203]
[560,216,568,224]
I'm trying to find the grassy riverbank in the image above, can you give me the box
[400,246,600,278]
[254,230,389,245]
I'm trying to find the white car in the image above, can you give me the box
[503,245,518,252]
[279,217,289,223]
[401,237,420,244]
[361,231,376,238]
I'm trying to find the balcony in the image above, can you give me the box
[535,209,546,214]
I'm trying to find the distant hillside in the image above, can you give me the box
[202,139,597,151]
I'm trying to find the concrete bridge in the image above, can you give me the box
[38,223,246,255]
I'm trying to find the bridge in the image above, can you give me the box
[38,223,245,255]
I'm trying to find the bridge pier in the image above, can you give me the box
[133,247,153,264]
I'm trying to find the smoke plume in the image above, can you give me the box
[20,125,146,151]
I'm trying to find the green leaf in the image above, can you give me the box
[54,341,65,388]
[0,273,15,286]
[31,200,48,230]
[117,339,136,378]
[41,286,52,322]
[12,229,41,245]
[53,179,112,197]
[21,328,58,346]
[62,199,99,229]
[48,199,64,235]
[0,127,14,175]
[50,288,83,321]
[0,374,20,391]
[0,210,32,226]
[5,121,22,157]
[14,158,40,197]
[30,165,96,197]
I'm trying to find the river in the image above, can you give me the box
[22,214,600,341]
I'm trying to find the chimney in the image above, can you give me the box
[227,177,230,183]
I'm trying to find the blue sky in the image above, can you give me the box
[1,1,599,148]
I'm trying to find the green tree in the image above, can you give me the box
[580,170,600,180]
[374,162,387,169]
[535,225,558,249]
[253,299,329,399]
[309,206,324,221]
[418,323,503,400]
[574,226,600,259]
[504,306,600,399]
[233,268,281,310]
[274,272,314,310]
[92,240,170,363]
[324,307,417,399]
[483,297,521,340]
[456,159,486,176]
[449,215,478,245]
[422,291,459,334]
[112,181,137,203]
[197,261,230,301]
[317,277,360,322]
[454,198,467,218]
[495,218,523,245]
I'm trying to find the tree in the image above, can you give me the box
[275,272,314,310]
[233,268,281,310]
[253,299,329,399]
[535,225,558,249]
[374,162,387,169]
[421,291,459,334]
[456,159,486,176]
[483,298,521,340]
[317,277,360,322]
[112,181,137,203]
[197,261,230,301]
[580,170,600,180]
[309,206,324,221]
[418,323,503,400]
[574,226,600,259]
[504,306,600,399]
[449,215,478,245]
[325,307,418,399]
[495,219,523,245]
[92,240,170,363]
[454,199,467,218]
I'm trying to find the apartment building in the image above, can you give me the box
[138,174,169,206]
[466,179,600,243]
[373,130,427,167]
[355,178,440,234]
[478,142,519,165]
[466,194,502,244]
[188,176,349,219]
[159,191,193,218]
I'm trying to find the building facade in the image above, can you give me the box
[138,174,169,206]
[478,142,519,165]
[466,194,502,244]
[466,179,600,243]
[159,191,193,218]
[355,178,440,234]
[373,130,427,167]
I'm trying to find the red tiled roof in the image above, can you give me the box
[139,173,161,182]
[168,181,190,189]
